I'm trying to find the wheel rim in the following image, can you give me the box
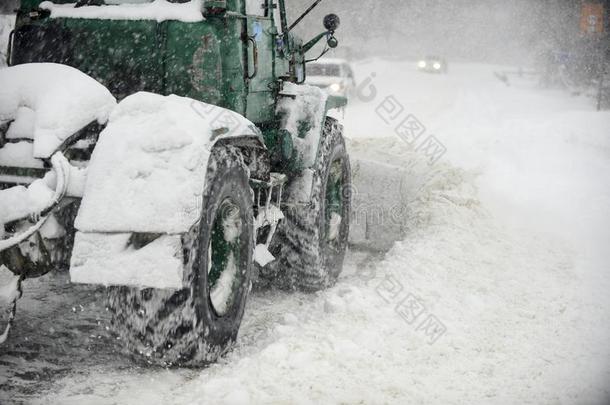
[208,198,243,317]
[324,157,346,245]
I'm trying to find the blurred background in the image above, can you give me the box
[2,1,607,65]
[291,0,609,107]
[0,0,608,100]
[289,0,608,65]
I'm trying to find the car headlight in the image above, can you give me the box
[433,62,442,70]
[329,83,342,93]
[417,60,427,68]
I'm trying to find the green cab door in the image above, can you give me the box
[245,15,276,124]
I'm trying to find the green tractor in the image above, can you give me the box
[0,0,352,365]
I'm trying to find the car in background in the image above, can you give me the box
[306,58,356,98]
[417,56,448,74]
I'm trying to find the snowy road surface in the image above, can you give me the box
[1,60,609,404]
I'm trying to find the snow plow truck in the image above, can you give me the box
[0,0,351,365]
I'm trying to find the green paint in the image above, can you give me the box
[10,0,343,170]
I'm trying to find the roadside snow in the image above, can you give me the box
[15,61,610,404]
[40,0,204,23]
[40,137,610,404]
[0,63,116,158]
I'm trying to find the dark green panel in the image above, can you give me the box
[63,19,163,99]
[12,0,338,157]
[164,22,223,106]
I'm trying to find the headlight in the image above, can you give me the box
[329,83,342,93]
[417,60,427,68]
[433,62,442,70]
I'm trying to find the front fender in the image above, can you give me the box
[277,83,345,170]
[74,92,264,235]
[69,93,266,289]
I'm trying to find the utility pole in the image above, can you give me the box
[596,38,607,111]
[579,1,607,110]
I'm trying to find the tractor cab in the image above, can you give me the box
[9,0,338,125]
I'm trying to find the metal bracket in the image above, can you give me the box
[251,173,287,265]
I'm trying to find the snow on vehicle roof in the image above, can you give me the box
[39,0,204,23]
[0,63,116,158]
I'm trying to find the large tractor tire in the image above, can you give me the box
[268,117,351,291]
[106,145,254,366]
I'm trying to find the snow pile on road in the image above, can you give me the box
[40,0,204,23]
[163,141,491,404]
[75,92,258,234]
[30,137,610,403]
[10,61,610,404]
[0,63,116,158]
[277,83,328,168]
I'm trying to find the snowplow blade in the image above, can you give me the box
[348,158,411,252]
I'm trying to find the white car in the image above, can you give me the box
[306,58,355,98]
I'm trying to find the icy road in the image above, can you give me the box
[1,60,610,404]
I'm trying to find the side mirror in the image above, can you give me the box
[323,14,340,32]
[301,13,341,54]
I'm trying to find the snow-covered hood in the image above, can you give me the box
[0,63,117,158]
[75,92,260,234]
